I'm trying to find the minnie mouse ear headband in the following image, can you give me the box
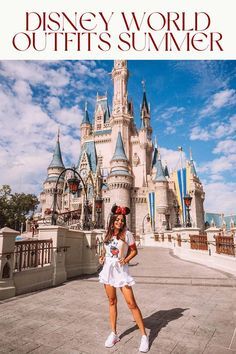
[111,204,130,216]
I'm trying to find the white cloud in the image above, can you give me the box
[190,114,236,141]
[200,89,236,117]
[0,61,70,88]
[56,106,83,129]
[0,61,103,195]
[160,106,185,121]
[198,155,236,174]
[212,89,236,108]
[209,174,224,182]
[157,106,185,135]
[190,126,210,141]
[213,139,236,155]
[204,182,236,214]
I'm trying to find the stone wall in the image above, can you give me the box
[0,226,101,301]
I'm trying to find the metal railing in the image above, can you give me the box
[190,235,208,251]
[14,239,53,272]
[215,236,235,256]
[177,234,182,247]
[151,233,235,257]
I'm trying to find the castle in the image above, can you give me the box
[40,60,205,234]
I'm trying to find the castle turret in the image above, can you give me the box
[40,132,65,216]
[112,60,129,116]
[187,150,205,230]
[80,102,92,144]
[110,61,135,163]
[107,132,133,228]
[139,84,153,178]
[153,152,169,230]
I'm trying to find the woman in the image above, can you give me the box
[99,205,149,353]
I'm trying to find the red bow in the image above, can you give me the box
[115,206,126,215]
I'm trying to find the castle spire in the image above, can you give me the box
[111,132,128,161]
[164,161,170,178]
[49,133,65,168]
[81,101,91,125]
[153,153,166,182]
[140,81,152,137]
[112,60,129,115]
[189,148,197,176]
[141,80,149,116]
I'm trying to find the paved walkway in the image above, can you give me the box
[0,247,236,354]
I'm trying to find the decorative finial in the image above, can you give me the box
[85,101,88,111]
[141,80,146,92]
[57,126,60,141]
[190,147,193,161]
[154,136,158,148]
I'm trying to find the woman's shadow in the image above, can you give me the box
[120,308,188,348]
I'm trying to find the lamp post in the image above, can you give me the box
[51,167,90,230]
[183,194,192,227]
[165,213,171,230]
[142,213,151,234]
[95,197,103,229]
[173,200,181,228]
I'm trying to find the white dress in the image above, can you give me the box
[99,231,135,288]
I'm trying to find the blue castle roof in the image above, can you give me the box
[111,132,128,161]
[81,107,91,125]
[49,138,65,169]
[77,141,97,173]
[154,158,167,182]
[205,212,236,229]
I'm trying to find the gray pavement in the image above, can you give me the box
[0,247,236,354]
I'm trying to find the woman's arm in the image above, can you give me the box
[119,244,137,265]
[98,241,106,265]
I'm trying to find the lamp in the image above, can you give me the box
[173,200,181,228]
[184,194,192,227]
[51,167,90,230]
[95,197,103,228]
[67,176,80,194]
[95,197,103,211]
[165,213,171,230]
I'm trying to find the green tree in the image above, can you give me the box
[0,185,39,230]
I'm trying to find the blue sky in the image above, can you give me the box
[0,60,235,214]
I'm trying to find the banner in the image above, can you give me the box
[0,0,235,60]
[148,191,155,230]
[174,168,187,223]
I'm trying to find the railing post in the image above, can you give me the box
[38,225,67,286]
[206,226,221,255]
[82,231,100,274]
[0,227,19,300]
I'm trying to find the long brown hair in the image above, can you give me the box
[104,214,127,244]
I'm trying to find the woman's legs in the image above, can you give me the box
[120,286,147,336]
[104,284,118,333]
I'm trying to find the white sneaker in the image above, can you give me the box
[105,332,120,348]
[139,335,149,352]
